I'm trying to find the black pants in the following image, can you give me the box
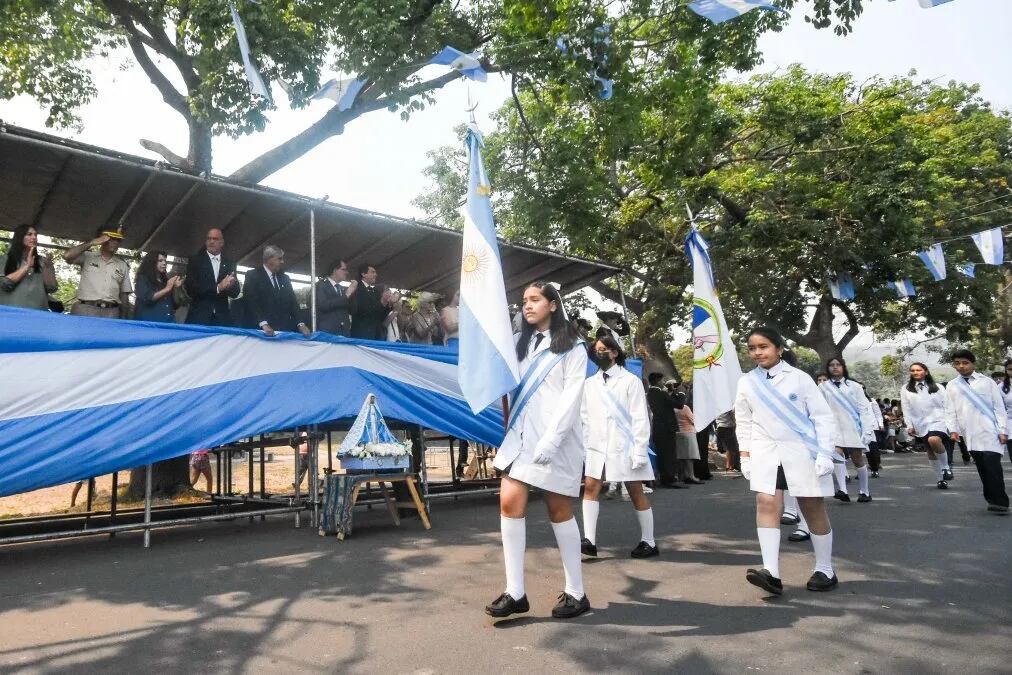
[716,426,740,471]
[654,432,678,485]
[455,439,469,470]
[970,451,1009,507]
[865,442,882,472]
[694,426,713,479]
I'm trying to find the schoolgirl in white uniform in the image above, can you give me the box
[821,357,877,503]
[899,362,953,489]
[735,327,839,595]
[486,282,591,620]
[1001,359,1012,457]
[580,335,658,559]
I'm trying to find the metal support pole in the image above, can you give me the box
[327,431,333,473]
[109,472,118,539]
[617,276,636,353]
[293,429,301,529]
[84,478,95,529]
[310,425,320,528]
[309,208,318,332]
[116,166,162,230]
[143,464,152,549]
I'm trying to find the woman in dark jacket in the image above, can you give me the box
[134,250,180,322]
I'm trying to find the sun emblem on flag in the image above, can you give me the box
[691,298,725,370]
[461,245,490,289]
[476,183,492,197]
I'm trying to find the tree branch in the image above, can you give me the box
[831,298,861,352]
[591,281,645,316]
[123,34,189,117]
[510,76,546,160]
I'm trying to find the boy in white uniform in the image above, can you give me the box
[735,327,839,595]
[944,349,1009,513]
[821,358,877,503]
[580,336,658,559]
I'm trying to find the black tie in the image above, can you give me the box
[766,372,773,379]
[918,382,925,390]
[533,332,545,351]
[603,373,610,382]
[271,274,280,291]
[833,380,842,388]
[964,377,972,385]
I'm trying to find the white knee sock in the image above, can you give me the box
[581,499,600,545]
[551,517,585,599]
[635,507,655,547]
[833,462,848,493]
[938,452,950,471]
[757,527,781,579]
[796,508,810,534]
[783,493,799,519]
[857,465,870,496]
[501,516,526,599]
[930,458,943,481]
[810,530,835,577]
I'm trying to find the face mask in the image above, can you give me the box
[593,352,613,369]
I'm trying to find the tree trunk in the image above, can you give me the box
[126,455,192,500]
[637,325,679,381]
[188,121,213,175]
[789,296,860,367]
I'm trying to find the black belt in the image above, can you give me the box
[79,300,119,309]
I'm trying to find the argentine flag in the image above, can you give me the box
[892,278,917,298]
[916,243,947,281]
[457,126,521,414]
[971,227,1004,265]
[428,46,487,82]
[311,78,366,111]
[229,3,272,104]
[685,229,743,431]
[828,272,856,301]
[688,0,786,24]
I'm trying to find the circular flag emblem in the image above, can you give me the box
[692,297,724,370]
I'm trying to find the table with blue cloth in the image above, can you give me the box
[319,471,431,540]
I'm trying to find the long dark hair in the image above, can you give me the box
[4,224,41,276]
[516,281,582,361]
[825,357,850,381]
[137,250,168,288]
[1003,358,1011,394]
[592,334,626,366]
[906,362,939,394]
[745,326,798,366]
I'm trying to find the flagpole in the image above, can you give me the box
[501,395,510,431]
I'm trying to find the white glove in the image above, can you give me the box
[862,431,875,444]
[740,456,752,481]
[531,448,552,465]
[630,455,648,470]
[814,454,835,477]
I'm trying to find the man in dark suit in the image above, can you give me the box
[315,260,356,336]
[184,228,241,326]
[349,263,390,340]
[243,245,311,337]
[646,372,685,488]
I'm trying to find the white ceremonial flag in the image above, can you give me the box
[457,125,520,413]
[685,228,743,431]
[229,3,272,103]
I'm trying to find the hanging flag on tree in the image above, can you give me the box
[892,279,917,298]
[311,78,366,111]
[228,3,272,104]
[916,243,947,281]
[685,228,743,431]
[428,47,487,82]
[456,126,520,414]
[918,0,955,7]
[971,227,1004,265]
[688,0,786,24]
[957,263,976,278]
[828,272,856,301]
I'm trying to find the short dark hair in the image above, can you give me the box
[328,260,347,276]
[94,225,108,238]
[951,349,976,363]
[358,263,376,280]
[648,372,664,385]
[592,335,626,366]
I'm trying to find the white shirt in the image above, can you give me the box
[207,250,221,280]
[1002,382,1012,429]
[944,372,1008,454]
[820,378,876,447]
[900,382,948,436]
[581,364,652,482]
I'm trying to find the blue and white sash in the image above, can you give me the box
[953,376,1001,434]
[822,380,863,436]
[597,378,636,460]
[749,369,830,461]
[505,346,570,433]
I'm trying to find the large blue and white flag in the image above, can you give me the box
[0,307,506,498]
[972,226,1004,265]
[892,278,917,298]
[428,46,487,82]
[688,0,786,24]
[828,272,856,301]
[685,229,743,431]
[457,126,521,414]
[916,242,947,281]
[311,78,366,111]
[229,3,273,103]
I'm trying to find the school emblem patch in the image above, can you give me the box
[789,393,799,401]
[691,298,724,370]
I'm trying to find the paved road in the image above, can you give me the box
[0,454,1009,674]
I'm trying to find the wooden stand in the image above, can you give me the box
[319,472,431,540]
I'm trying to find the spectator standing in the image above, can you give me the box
[349,263,389,340]
[134,250,181,323]
[242,245,310,337]
[716,410,740,472]
[673,391,703,484]
[407,292,442,344]
[184,228,240,326]
[646,372,685,489]
[64,227,132,319]
[315,260,355,336]
[441,291,460,348]
[0,224,58,310]
[190,450,213,493]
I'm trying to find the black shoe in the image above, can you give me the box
[581,537,598,557]
[961,455,972,465]
[630,541,659,558]
[857,493,872,503]
[780,512,800,526]
[834,490,851,503]
[806,571,839,592]
[484,592,530,618]
[551,592,590,619]
[987,504,1010,514]
[684,478,704,485]
[745,568,783,595]
[788,529,811,542]
[936,480,948,490]
[871,471,880,478]
[659,481,687,489]
[943,469,954,481]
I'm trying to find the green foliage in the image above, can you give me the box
[880,354,902,379]
[792,345,821,376]
[672,344,693,382]
[849,358,905,399]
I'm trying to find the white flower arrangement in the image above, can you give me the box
[341,440,412,460]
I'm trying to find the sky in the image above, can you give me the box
[1,0,1007,361]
